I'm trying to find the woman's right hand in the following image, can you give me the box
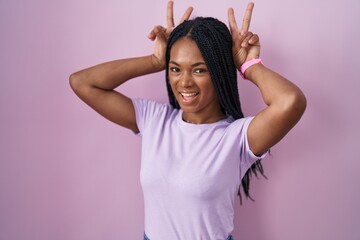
[147,1,193,70]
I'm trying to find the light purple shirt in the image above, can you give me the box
[132,98,267,240]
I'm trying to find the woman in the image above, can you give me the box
[69,1,306,239]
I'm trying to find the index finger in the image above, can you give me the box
[167,1,175,27]
[241,2,254,33]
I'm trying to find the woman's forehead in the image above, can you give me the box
[170,38,205,64]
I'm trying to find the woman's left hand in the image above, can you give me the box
[228,2,261,69]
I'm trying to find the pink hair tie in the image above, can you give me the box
[240,58,263,80]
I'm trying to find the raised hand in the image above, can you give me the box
[148,1,193,69]
[228,2,261,69]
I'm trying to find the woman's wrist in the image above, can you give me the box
[150,54,166,72]
[239,58,263,80]
[244,63,267,83]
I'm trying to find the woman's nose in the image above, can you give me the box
[179,71,193,87]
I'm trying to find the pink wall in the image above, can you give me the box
[1,0,359,239]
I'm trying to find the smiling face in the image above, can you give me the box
[168,37,224,124]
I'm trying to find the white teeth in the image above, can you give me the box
[181,92,197,97]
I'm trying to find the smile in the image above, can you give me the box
[179,92,199,103]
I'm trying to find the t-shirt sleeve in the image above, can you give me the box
[131,98,168,136]
[239,116,268,179]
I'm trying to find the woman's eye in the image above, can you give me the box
[170,67,180,73]
[194,68,207,73]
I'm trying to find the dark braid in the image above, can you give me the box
[165,17,266,203]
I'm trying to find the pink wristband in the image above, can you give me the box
[240,58,263,80]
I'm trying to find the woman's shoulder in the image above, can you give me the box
[132,98,173,110]
[226,116,255,133]
[132,98,179,120]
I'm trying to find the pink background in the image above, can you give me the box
[1,0,359,239]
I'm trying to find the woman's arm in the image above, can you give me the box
[228,2,306,156]
[245,64,306,155]
[69,1,193,132]
[69,55,164,133]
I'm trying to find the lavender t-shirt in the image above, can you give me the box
[132,98,267,240]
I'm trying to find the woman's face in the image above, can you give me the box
[168,37,223,123]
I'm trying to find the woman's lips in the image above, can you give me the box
[179,91,199,103]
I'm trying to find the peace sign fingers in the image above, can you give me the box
[228,2,254,36]
[167,1,193,29]
[228,2,260,68]
[148,1,193,41]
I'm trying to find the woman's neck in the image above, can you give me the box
[182,110,227,124]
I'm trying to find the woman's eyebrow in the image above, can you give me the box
[169,60,207,67]
[169,61,180,66]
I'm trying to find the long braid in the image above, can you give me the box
[165,17,266,203]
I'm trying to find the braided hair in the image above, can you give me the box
[165,17,266,203]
